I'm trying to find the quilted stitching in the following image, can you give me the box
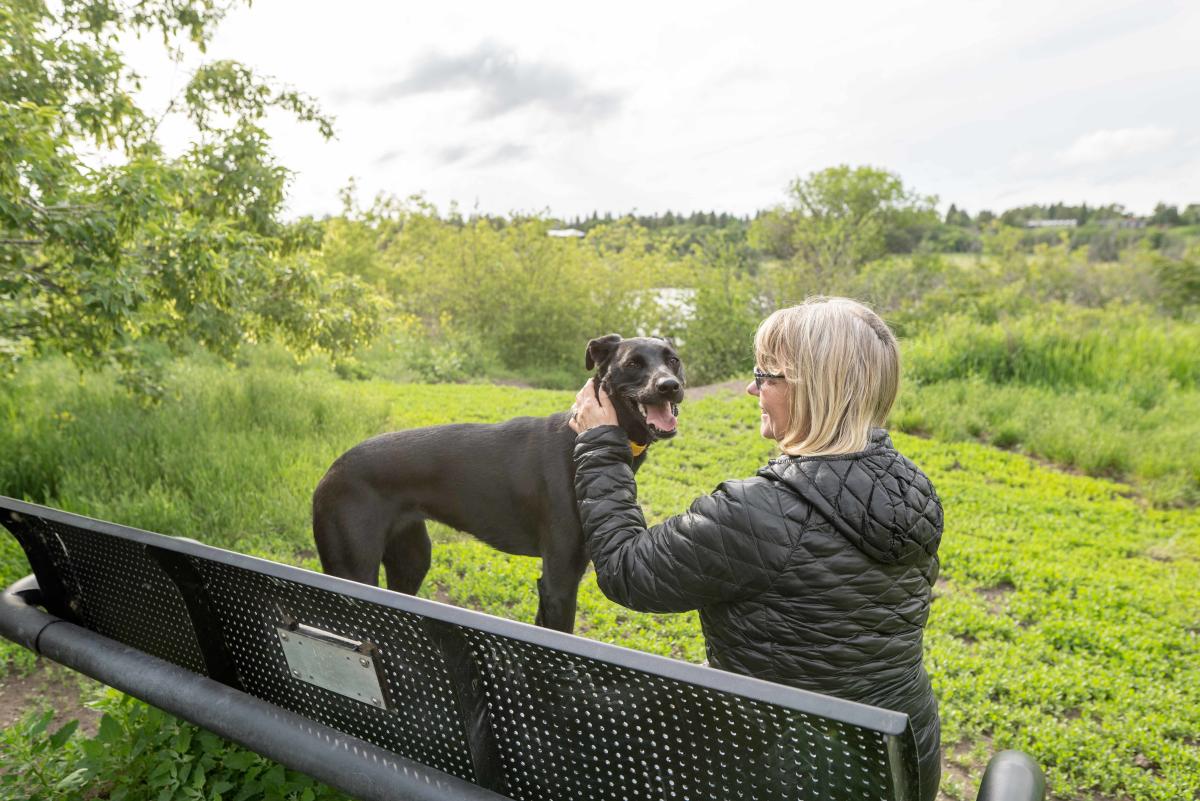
[572,425,944,801]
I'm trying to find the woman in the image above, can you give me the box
[569,297,943,801]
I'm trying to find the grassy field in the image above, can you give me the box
[889,306,1200,508]
[354,302,1200,508]
[0,356,1198,800]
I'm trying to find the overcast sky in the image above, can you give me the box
[123,0,1200,219]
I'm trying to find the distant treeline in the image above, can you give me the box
[562,210,752,232]
[422,203,1198,264]
[550,202,1200,232]
[543,198,1200,261]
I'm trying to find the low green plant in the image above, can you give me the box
[0,708,83,799]
[0,690,348,801]
[891,377,1200,506]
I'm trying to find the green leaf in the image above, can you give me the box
[173,725,193,754]
[28,707,54,737]
[261,763,286,788]
[48,719,79,750]
[54,768,90,791]
[222,750,257,771]
[197,730,223,754]
[97,712,123,743]
[232,780,261,801]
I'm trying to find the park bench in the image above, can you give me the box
[0,496,1045,801]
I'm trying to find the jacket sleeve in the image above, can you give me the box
[572,426,789,613]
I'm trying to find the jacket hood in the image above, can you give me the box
[757,429,942,565]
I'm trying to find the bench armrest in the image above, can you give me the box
[976,750,1046,801]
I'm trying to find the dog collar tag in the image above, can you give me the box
[629,440,648,458]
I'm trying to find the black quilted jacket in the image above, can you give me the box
[573,426,943,801]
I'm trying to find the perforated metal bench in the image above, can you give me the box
[0,496,1045,801]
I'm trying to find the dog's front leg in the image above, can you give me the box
[534,528,589,633]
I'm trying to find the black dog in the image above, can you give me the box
[312,335,684,633]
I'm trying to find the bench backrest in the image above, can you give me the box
[1,497,920,801]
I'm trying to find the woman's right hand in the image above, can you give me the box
[569,378,618,433]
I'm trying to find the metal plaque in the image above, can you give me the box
[276,625,388,709]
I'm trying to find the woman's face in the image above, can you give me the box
[746,368,791,442]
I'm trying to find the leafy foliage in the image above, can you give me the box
[313,200,1198,503]
[749,165,938,281]
[325,194,686,375]
[0,690,348,800]
[0,0,384,391]
[679,232,765,384]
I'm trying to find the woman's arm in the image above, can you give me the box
[573,425,789,613]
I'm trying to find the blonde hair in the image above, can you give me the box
[754,297,899,456]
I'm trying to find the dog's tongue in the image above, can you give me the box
[645,402,677,432]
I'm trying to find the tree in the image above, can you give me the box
[682,231,764,384]
[0,0,384,393]
[757,166,937,281]
[1149,203,1181,226]
[1151,247,1200,316]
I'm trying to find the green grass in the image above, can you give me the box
[891,378,1200,507]
[902,307,1200,392]
[1,357,1197,800]
[880,305,1200,507]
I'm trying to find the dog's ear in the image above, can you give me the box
[585,334,622,371]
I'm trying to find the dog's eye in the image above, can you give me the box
[667,356,680,367]
[626,358,643,369]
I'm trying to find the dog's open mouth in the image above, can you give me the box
[635,400,679,435]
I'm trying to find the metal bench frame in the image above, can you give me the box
[0,496,1045,801]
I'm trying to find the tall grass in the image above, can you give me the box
[892,379,1200,506]
[891,305,1200,506]
[0,355,571,554]
[903,305,1199,393]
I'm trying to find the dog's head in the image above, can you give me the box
[585,334,685,445]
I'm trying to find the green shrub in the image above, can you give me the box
[903,305,1199,391]
[331,209,685,375]
[0,690,349,801]
[678,262,762,385]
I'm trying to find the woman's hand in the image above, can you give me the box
[569,378,618,434]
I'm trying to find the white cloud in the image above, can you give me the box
[1057,127,1177,167]
[364,40,623,125]
[115,0,1200,218]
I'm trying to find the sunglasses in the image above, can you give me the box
[753,368,786,390]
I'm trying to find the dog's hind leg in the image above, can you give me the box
[313,483,391,587]
[382,518,432,595]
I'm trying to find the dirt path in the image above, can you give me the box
[684,378,747,399]
[0,661,101,735]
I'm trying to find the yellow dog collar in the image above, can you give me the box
[629,440,648,458]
